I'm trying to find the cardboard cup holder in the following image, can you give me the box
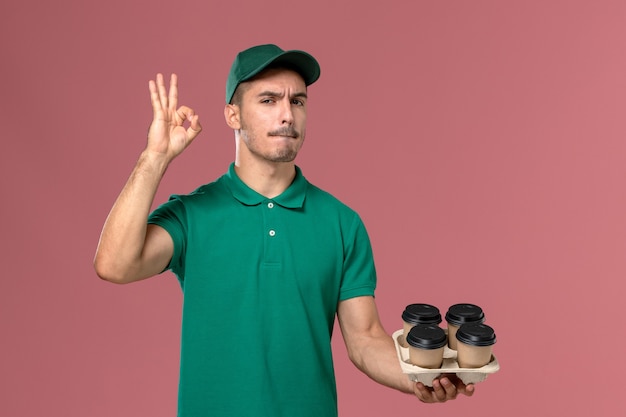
[393,329,500,387]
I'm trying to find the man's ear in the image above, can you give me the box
[224,104,241,130]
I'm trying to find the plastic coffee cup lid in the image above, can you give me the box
[445,303,485,326]
[455,323,496,347]
[406,324,447,350]
[402,304,442,325]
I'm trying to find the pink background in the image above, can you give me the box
[1,1,624,416]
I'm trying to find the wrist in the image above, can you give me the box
[138,149,171,175]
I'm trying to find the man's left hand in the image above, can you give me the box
[413,374,475,403]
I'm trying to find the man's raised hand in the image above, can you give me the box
[147,73,202,161]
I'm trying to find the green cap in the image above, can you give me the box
[226,44,321,103]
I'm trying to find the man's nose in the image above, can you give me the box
[280,98,294,124]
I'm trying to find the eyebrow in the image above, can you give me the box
[257,90,308,100]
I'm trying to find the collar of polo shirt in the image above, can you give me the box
[225,163,307,208]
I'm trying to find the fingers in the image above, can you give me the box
[175,105,193,125]
[416,379,452,402]
[443,373,475,397]
[156,73,168,109]
[458,381,475,397]
[149,76,164,116]
[148,74,201,142]
[148,73,178,112]
[168,74,178,112]
[186,114,202,141]
[188,114,202,139]
[149,73,198,122]
[413,376,473,403]
[433,377,457,401]
[175,106,203,141]
[413,382,430,403]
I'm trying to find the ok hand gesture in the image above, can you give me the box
[147,73,202,161]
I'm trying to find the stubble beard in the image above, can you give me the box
[240,121,305,163]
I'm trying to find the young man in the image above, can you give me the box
[94,44,474,416]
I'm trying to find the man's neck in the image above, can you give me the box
[233,158,296,199]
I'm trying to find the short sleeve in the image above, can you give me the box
[339,214,377,301]
[147,196,187,280]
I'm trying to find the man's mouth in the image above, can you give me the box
[269,128,299,139]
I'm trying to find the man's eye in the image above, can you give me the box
[261,99,274,104]
[292,99,304,106]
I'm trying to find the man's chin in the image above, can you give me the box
[269,155,297,163]
[266,150,299,163]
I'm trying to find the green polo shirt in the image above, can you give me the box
[148,163,377,417]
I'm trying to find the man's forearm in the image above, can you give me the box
[338,297,415,394]
[94,150,170,283]
[348,331,415,394]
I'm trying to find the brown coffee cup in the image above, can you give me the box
[406,324,447,369]
[455,323,496,368]
[445,303,485,350]
[401,304,441,347]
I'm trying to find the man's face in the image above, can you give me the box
[237,68,308,163]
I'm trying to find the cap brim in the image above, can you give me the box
[242,50,321,86]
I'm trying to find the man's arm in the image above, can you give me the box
[337,296,475,403]
[93,74,202,284]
